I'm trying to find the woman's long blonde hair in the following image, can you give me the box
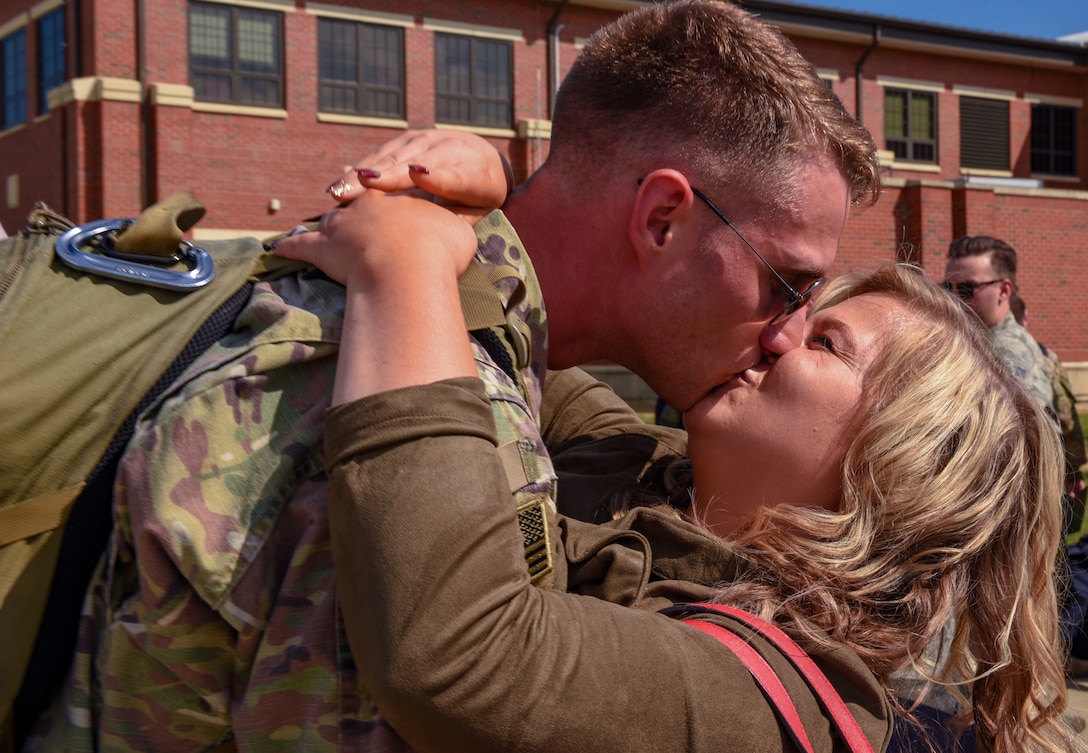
[647,264,1074,752]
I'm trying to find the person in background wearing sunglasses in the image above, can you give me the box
[943,235,1054,414]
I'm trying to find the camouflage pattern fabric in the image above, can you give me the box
[24,211,559,752]
[1041,345,1088,476]
[990,311,1055,414]
[1040,344,1088,535]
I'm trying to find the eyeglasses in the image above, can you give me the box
[940,278,1004,300]
[690,186,827,326]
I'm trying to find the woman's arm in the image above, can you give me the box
[325,378,891,753]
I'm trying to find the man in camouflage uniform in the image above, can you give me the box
[943,235,1055,414]
[1012,293,1087,532]
[25,2,880,750]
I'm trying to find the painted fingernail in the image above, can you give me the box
[356,168,380,180]
[326,177,351,200]
[408,164,430,175]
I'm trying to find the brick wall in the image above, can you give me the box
[105,0,614,232]
[839,180,1088,363]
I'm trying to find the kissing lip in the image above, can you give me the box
[735,359,773,386]
[705,358,772,398]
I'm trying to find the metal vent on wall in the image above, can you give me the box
[960,96,1010,171]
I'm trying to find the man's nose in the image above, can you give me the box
[760,307,806,355]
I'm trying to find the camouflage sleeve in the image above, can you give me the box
[56,277,411,752]
[992,322,1055,414]
[87,353,348,751]
[1022,353,1058,416]
[1050,353,1088,472]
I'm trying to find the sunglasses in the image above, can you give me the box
[940,278,1004,300]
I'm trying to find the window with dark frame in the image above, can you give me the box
[1031,104,1077,177]
[434,32,511,128]
[884,88,936,163]
[960,96,1009,171]
[37,7,65,115]
[1,28,27,130]
[318,18,404,118]
[189,1,283,108]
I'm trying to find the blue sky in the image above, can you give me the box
[788,0,1088,41]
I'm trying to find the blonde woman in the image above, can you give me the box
[277,186,1078,753]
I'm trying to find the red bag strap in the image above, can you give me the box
[685,619,816,753]
[665,602,876,753]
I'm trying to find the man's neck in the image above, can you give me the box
[503,175,619,370]
[987,306,1011,330]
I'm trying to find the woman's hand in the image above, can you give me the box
[325,129,513,217]
[276,190,479,403]
[274,190,478,289]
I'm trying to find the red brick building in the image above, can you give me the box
[1,0,1087,368]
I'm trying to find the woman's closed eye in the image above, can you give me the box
[808,332,836,353]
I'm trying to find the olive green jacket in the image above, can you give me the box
[325,375,893,753]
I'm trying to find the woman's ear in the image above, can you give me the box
[629,170,696,267]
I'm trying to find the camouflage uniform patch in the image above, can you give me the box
[991,311,1055,414]
[25,211,561,752]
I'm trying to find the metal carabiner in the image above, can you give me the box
[54,218,216,292]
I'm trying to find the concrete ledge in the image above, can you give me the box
[517,118,552,139]
[1068,363,1088,403]
[49,77,142,107]
[150,83,195,108]
[434,123,517,139]
[316,113,409,129]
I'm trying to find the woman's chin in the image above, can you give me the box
[683,378,750,435]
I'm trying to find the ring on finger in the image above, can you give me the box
[327,177,353,201]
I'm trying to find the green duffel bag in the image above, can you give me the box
[0,192,291,751]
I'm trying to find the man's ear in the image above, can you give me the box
[629,170,695,267]
[998,277,1015,302]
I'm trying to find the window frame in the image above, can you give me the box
[188,0,284,108]
[1031,103,1078,177]
[36,7,65,115]
[884,87,937,164]
[1,27,27,130]
[317,17,404,119]
[434,31,512,129]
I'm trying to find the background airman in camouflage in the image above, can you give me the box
[944,235,1055,414]
[1012,292,1088,534]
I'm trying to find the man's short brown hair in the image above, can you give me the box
[948,235,1018,280]
[548,0,880,211]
